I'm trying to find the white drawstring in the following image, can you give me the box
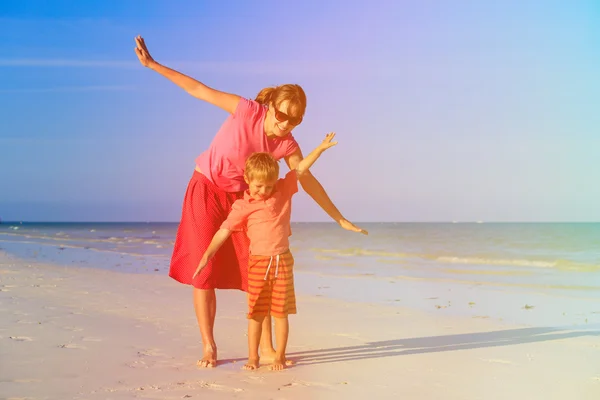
[263,254,280,280]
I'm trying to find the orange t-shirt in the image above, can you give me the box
[220,170,298,256]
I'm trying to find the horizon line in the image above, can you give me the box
[2,220,600,224]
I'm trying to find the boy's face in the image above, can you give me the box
[245,176,277,201]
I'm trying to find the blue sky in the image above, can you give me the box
[1,0,599,222]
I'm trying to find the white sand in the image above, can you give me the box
[1,251,599,400]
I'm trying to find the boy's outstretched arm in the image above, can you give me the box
[295,132,338,178]
[192,229,232,278]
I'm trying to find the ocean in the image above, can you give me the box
[1,222,599,326]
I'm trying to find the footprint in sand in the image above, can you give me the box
[9,336,33,342]
[137,348,165,357]
[281,382,301,388]
[137,385,162,390]
[242,375,266,384]
[16,320,37,325]
[279,381,317,390]
[333,332,363,341]
[480,358,514,365]
[280,380,334,389]
[127,360,148,369]
[12,311,29,316]
[198,382,243,393]
[58,343,86,349]
[63,326,84,332]
[82,337,103,342]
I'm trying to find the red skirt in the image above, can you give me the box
[169,171,250,290]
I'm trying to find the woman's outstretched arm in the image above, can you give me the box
[285,148,368,235]
[134,35,240,114]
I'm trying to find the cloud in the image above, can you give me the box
[0,85,135,93]
[172,60,366,77]
[0,58,367,77]
[0,59,138,68]
[0,137,90,144]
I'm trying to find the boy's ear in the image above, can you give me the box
[243,174,250,184]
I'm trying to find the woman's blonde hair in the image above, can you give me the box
[255,84,307,122]
[244,152,279,182]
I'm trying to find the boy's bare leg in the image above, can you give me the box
[260,315,294,365]
[193,288,217,368]
[269,315,289,371]
[259,315,276,356]
[243,316,263,370]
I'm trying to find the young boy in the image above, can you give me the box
[192,132,338,371]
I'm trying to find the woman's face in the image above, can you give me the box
[265,100,303,138]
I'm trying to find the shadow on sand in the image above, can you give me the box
[282,326,600,366]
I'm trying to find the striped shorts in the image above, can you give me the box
[247,251,296,319]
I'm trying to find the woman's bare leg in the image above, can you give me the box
[194,288,217,367]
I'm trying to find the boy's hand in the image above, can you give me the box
[318,132,338,151]
[192,257,208,279]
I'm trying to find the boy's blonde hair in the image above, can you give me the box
[244,152,279,182]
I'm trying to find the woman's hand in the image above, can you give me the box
[134,35,155,68]
[339,218,369,235]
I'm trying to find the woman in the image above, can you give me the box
[134,35,367,368]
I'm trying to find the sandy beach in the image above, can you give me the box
[1,250,599,400]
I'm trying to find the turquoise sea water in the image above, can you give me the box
[1,222,599,326]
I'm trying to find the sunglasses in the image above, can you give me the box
[273,106,303,126]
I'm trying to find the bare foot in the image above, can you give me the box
[196,344,217,368]
[261,349,294,366]
[242,357,260,370]
[268,357,287,371]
